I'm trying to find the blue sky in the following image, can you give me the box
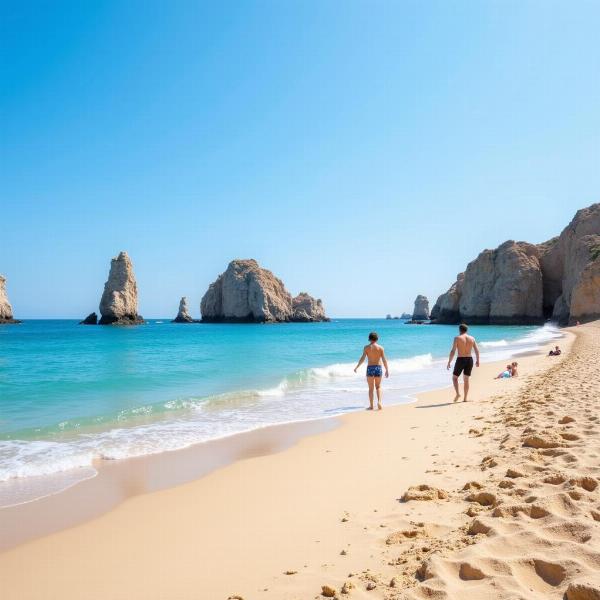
[2,1,599,318]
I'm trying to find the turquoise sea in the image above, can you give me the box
[0,319,562,506]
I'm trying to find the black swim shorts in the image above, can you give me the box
[453,357,474,377]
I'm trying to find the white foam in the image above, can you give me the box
[308,354,432,379]
[480,339,508,348]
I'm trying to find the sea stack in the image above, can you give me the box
[0,275,20,324]
[172,297,195,323]
[431,203,600,325]
[412,295,430,321]
[200,259,328,323]
[98,252,144,325]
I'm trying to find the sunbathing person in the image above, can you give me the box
[495,364,512,379]
[549,346,561,356]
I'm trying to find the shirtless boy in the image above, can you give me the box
[447,324,480,402]
[354,332,389,410]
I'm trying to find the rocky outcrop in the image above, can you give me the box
[98,252,144,325]
[172,297,196,323]
[200,259,327,323]
[291,292,329,322]
[432,204,600,325]
[80,312,98,325]
[412,295,430,321]
[0,276,20,324]
[400,312,412,320]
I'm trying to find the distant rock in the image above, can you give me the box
[98,252,144,325]
[412,295,430,321]
[292,292,329,322]
[0,275,20,324]
[400,312,412,320]
[80,312,98,325]
[386,314,392,320]
[431,203,600,325]
[200,259,328,323]
[172,297,196,323]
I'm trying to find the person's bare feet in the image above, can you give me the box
[453,394,461,402]
[366,406,374,411]
[377,403,383,410]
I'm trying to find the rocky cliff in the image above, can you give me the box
[98,252,144,325]
[412,295,430,321]
[0,275,20,324]
[432,204,600,325]
[172,297,196,323]
[200,259,328,323]
[292,292,329,322]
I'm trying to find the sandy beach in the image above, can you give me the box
[3,324,600,599]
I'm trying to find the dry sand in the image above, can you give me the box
[2,324,599,600]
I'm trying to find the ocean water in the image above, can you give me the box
[0,319,562,506]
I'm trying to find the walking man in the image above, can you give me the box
[354,332,389,410]
[447,323,480,402]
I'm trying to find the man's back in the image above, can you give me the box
[455,334,475,357]
[365,343,384,365]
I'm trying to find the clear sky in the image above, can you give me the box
[2,1,599,318]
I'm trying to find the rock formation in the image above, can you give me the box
[0,275,20,324]
[291,292,329,322]
[80,312,98,325]
[172,297,196,323]
[432,204,600,325]
[412,295,430,321]
[98,252,144,325]
[539,204,600,324]
[400,312,412,320]
[430,273,464,323]
[200,259,328,323]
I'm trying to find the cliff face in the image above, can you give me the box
[0,275,20,324]
[432,204,600,326]
[201,260,328,323]
[540,204,600,324]
[98,252,144,325]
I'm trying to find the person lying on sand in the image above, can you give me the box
[447,323,480,402]
[495,364,513,379]
[549,345,562,356]
[354,331,389,411]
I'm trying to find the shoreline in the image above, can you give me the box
[0,323,563,504]
[0,332,572,564]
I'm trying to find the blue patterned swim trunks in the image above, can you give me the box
[366,365,383,377]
